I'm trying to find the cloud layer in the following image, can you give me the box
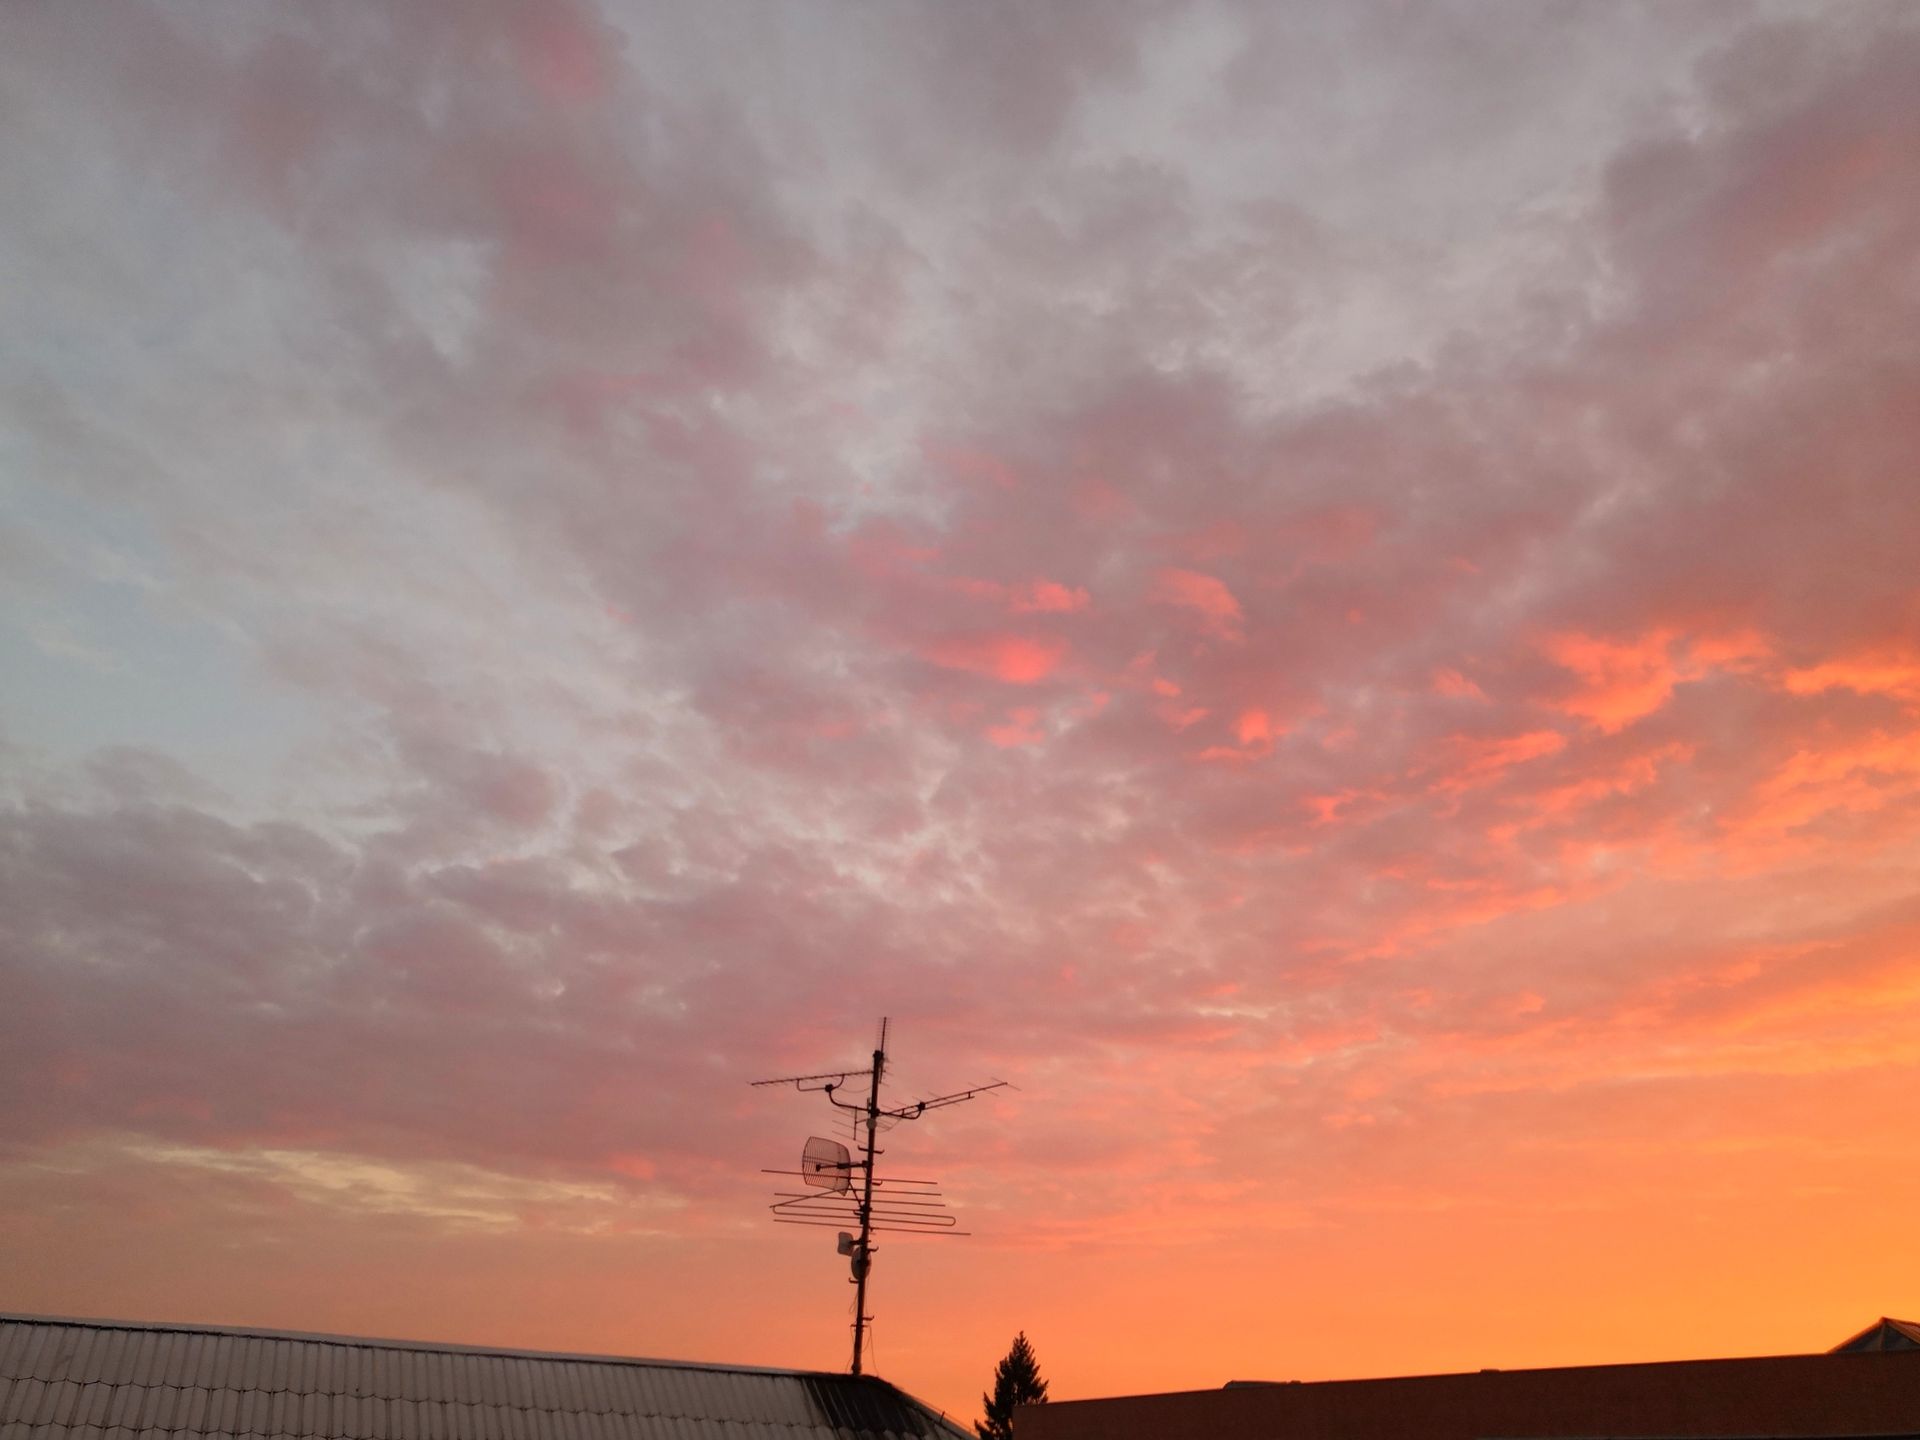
[4,0,1920,1418]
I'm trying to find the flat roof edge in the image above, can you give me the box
[1048,1347,1920,1407]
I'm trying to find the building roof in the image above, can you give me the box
[1018,1346,1920,1440]
[1832,1318,1920,1354]
[0,1314,969,1440]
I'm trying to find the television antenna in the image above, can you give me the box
[752,1017,1005,1375]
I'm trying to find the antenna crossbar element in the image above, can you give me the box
[750,1069,874,1092]
[751,1016,1003,1377]
[762,1169,940,1187]
[877,1079,1009,1120]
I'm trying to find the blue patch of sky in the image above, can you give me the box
[0,485,327,811]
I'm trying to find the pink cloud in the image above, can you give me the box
[511,4,615,107]
[1152,568,1244,639]
[924,442,1020,490]
[922,632,1067,684]
[987,707,1046,748]
[944,576,1091,616]
[1009,579,1091,614]
[1195,706,1284,765]
[1432,667,1487,701]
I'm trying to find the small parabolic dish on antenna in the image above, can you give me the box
[801,1136,853,1193]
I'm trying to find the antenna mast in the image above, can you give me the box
[851,1018,885,1373]
[752,1016,1005,1375]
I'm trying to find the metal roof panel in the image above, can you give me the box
[40,1383,81,1428]
[120,1337,153,1391]
[300,1343,327,1400]
[205,1388,240,1432]
[73,1387,110,1430]
[395,1350,421,1407]
[271,1384,301,1435]
[231,1385,263,1435]
[0,1321,965,1440]
[151,1336,186,1391]
[557,1363,587,1417]
[522,1362,550,1417]
[10,1381,46,1426]
[13,1328,55,1381]
[198,1337,229,1395]
[53,1333,92,1387]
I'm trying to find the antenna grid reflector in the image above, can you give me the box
[801,1136,854,1193]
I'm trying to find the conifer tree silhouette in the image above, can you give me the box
[976,1331,1048,1440]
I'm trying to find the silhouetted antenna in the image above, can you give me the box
[752,1016,1006,1376]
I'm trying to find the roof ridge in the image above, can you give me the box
[0,1311,867,1381]
[1204,1349,1903,1392]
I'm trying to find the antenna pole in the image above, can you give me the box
[851,1018,886,1375]
[752,1016,1005,1377]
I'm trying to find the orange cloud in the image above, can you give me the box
[1430,729,1567,793]
[1526,741,1693,822]
[1542,630,1683,731]
[1542,628,1770,731]
[1783,649,1920,704]
[1740,729,1920,834]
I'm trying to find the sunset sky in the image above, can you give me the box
[5,0,1920,1423]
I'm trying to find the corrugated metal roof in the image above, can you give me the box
[0,1316,969,1440]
